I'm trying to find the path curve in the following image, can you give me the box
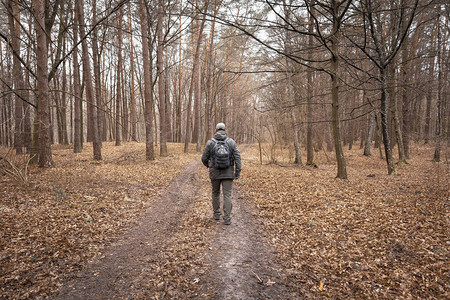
[53,155,292,299]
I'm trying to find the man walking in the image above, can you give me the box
[201,123,241,225]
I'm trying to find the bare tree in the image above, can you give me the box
[76,0,102,160]
[345,0,419,174]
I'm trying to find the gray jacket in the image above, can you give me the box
[201,130,241,180]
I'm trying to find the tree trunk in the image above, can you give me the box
[434,12,445,162]
[364,111,376,156]
[122,65,128,142]
[33,0,53,167]
[61,57,68,145]
[330,2,347,179]
[129,2,137,142]
[388,63,407,164]
[380,68,396,174]
[157,0,168,156]
[176,3,183,143]
[8,0,24,154]
[76,0,101,160]
[306,0,315,165]
[73,1,82,153]
[283,1,302,165]
[139,0,154,160]
[184,2,207,153]
[425,20,438,143]
[115,7,123,146]
[205,2,220,144]
[92,0,104,146]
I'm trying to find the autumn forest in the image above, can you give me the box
[0,0,448,299]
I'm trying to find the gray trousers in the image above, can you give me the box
[211,179,233,221]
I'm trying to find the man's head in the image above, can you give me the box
[216,123,226,131]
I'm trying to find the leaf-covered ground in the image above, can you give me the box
[236,144,448,298]
[0,142,448,299]
[0,142,198,299]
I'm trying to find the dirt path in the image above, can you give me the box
[195,189,292,299]
[52,158,292,299]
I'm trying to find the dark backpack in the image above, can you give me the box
[212,138,231,169]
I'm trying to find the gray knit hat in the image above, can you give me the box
[216,123,226,131]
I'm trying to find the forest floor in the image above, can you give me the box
[0,142,448,299]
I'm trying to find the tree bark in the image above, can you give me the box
[33,0,54,167]
[72,1,82,153]
[157,0,168,156]
[434,10,446,162]
[129,2,137,142]
[424,21,437,143]
[380,68,396,174]
[388,63,407,164]
[306,0,315,165]
[92,0,104,146]
[330,1,347,179]
[115,7,123,146]
[139,0,154,160]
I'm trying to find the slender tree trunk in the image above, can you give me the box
[184,2,207,153]
[61,57,68,144]
[157,0,168,156]
[283,1,302,165]
[23,15,33,152]
[8,0,24,154]
[306,0,315,165]
[388,63,407,164]
[129,3,137,142]
[425,20,438,144]
[205,2,220,143]
[115,7,123,146]
[364,111,376,156]
[139,0,154,160]
[195,62,202,151]
[76,0,101,160]
[400,27,410,159]
[122,64,128,142]
[33,0,53,167]
[380,68,396,174]
[54,77,63,143]
[434,12,445,162]
[176,2,183,143]
[73,1,82,153]
[92,0,104,146]
[330,3,347,179]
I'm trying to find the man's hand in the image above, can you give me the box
[234,171,240,179]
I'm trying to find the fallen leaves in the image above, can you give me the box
[236,143,448,298]
[0,142,197,299]
[1,142,447,299]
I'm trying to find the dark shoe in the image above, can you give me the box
[224,219,231,225]
[213,215,220,220]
